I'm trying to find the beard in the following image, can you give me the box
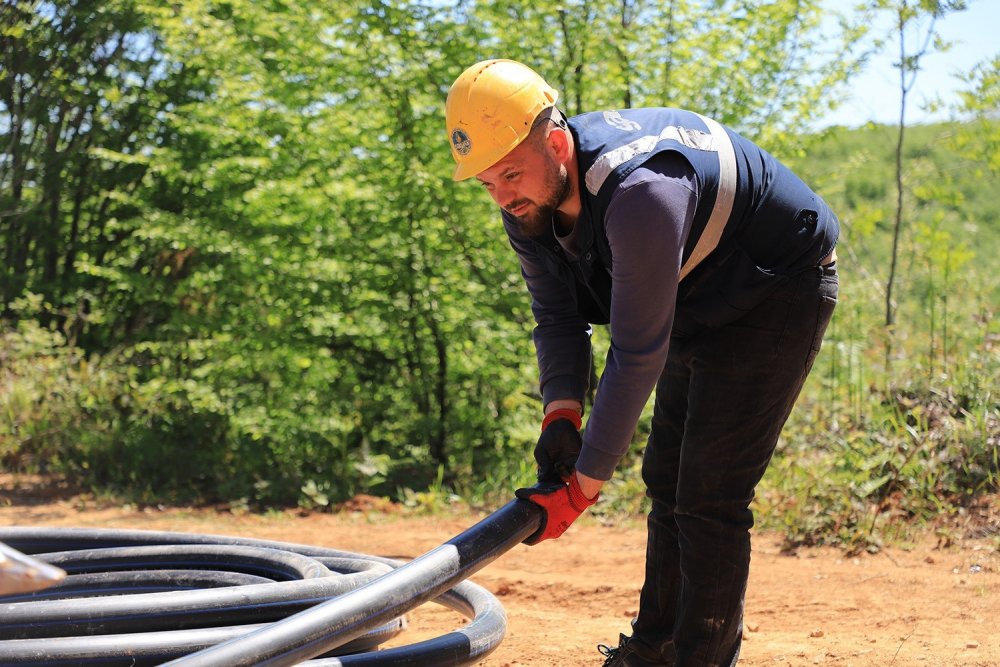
[507,158,571,238]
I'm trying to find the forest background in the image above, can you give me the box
[2,0,997,552]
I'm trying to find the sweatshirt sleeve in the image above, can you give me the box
[574,155,699,481]
[502,213,593,406]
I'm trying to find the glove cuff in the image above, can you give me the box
[567,473,599,511]
[542,407,582,432]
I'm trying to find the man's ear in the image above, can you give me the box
[546,126,573,163]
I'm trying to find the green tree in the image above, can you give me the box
[465,0,867,148]
[954,54,1000,173]
[0,0,169,335]
[875,0,966,369]
[1,0,888,508]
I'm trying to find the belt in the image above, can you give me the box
[820,248,837,267]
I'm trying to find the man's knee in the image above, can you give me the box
[673,492,755,533]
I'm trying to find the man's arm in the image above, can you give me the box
[502,212,593,409]
[574,469,604,500]
[574,153,699,483]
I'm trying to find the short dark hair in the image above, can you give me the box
[528,106,566,146]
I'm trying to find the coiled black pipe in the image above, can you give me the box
[0,497,542,666]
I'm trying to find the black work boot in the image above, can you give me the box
[598,634,673,666]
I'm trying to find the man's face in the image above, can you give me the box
[476,132,570,237]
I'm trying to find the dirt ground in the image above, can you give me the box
[1,476,996,667]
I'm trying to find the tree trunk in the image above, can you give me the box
[427,313,449,469]
[662,0,677,105]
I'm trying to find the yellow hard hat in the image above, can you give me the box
[446,59,559,181]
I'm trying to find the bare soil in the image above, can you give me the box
[1,476,997,667]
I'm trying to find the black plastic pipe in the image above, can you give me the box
[165,498,541,666]
[0,497,542,666]
[0,547,384,639]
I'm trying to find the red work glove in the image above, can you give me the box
[515,473,598,545]
[534,408,583,484]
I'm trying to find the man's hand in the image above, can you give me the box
[515,473,598,545]
[535,407,582,483]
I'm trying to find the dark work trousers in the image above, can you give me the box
[630,261,839,666]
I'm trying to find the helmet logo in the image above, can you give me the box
[451,128,472,156]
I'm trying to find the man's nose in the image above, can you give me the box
[494,184,516,209]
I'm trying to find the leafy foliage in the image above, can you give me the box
[754,111,1000,549]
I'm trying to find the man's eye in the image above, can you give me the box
[505,172,519,181]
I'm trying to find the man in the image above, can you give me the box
[446,59,839,666]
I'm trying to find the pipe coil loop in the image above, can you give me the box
[0,498,542,666]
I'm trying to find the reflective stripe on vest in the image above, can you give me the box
[679,113,737,281]
[581,112,738,282]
